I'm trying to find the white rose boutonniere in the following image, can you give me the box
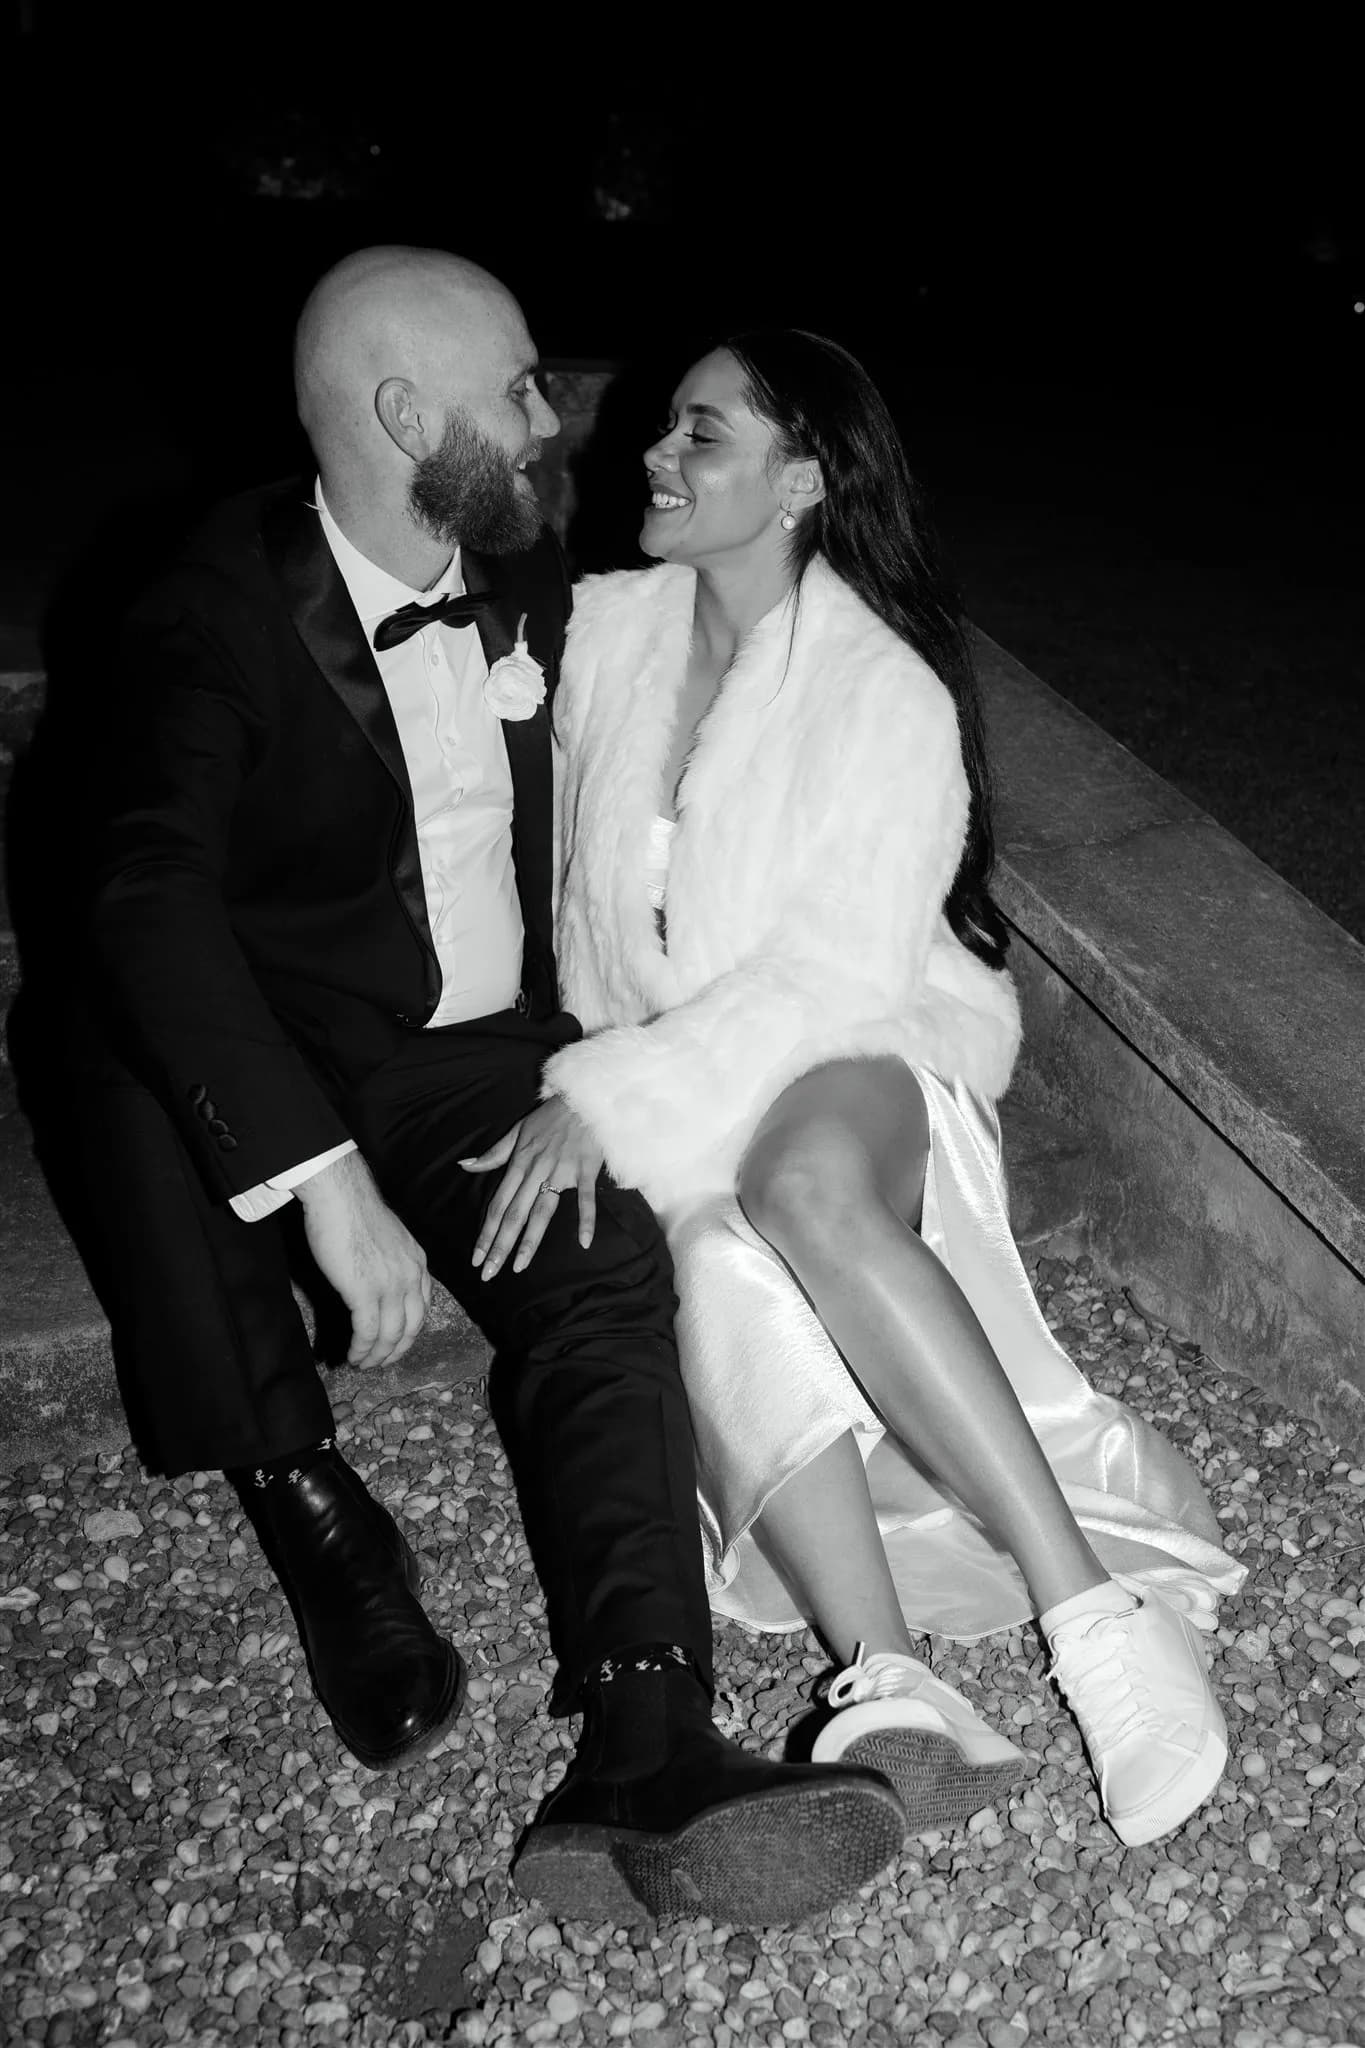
[484,612,546,721]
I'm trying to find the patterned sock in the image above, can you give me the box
[596,1643,695,1686]
[581,1644,713,1775]
[225,1436,336,1492]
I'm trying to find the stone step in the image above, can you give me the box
[0,1091,1085,1474]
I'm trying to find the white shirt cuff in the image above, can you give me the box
[229,1140,358,1222]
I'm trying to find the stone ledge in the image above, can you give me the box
[978,629,1365,1275]
[980,631,1365,1447]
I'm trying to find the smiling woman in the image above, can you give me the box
[637,347,833,824]
[540,326,1247,1852]
[642,351,824,574]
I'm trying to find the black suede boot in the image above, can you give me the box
[512,1646,907,1923]
[231,1445,465,1770]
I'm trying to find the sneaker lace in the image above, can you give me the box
[826,1640,924,1710]
[1052,1614,1155,1750]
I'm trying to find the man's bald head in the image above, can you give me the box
[294,245,530,470]
[290,245,559,571]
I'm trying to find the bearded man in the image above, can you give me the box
[80,246,906,1922]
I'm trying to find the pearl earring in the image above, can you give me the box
[780,510,797,531]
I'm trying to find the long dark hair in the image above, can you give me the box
[724,328,1009,970]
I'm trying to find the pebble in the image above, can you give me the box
[83,1508,144,1542]
[3,1250,1363,2043]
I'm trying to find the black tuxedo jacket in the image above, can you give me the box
[90,481,573,1204]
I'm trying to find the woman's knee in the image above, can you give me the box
[738,1123,879,1262]
[739,1061,931,1255]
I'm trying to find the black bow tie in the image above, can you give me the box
[372,589,493,652]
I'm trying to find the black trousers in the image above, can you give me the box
[85,1010,713,1708]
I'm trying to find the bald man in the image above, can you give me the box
[81,248,906,1922]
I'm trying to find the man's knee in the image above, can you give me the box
[504,1180,678,1342]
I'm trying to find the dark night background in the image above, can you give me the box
[2,26,1361,934]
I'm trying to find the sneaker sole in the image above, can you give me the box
[837,1728,1026,1835]
[1106,1726,1228,1847]
[513,1777,907,1925]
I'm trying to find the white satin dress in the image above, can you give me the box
[644,816,1246,1643]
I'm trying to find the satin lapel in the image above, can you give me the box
[464,549,554,916]
[262,487,410,796]
[466,547,516,672]
[262,488,434,997]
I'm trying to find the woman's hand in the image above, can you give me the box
[460,1095,606,1279]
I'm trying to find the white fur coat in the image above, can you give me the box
[542,558,1021,1210]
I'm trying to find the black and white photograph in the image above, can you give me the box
[0,20,1361,2048]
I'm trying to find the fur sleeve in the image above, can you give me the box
[543,678,971,1200]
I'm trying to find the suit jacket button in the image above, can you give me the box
[188,1082,208,1107]
[514,989,530,1016]
[208,1117,230,1138]
[217,1134,239,1152]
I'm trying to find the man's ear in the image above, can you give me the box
[376,377,436,458]
[783,459,826,513]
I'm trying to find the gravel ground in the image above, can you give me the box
[2,1248,1363,2048]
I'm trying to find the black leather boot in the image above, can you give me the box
[512,1647,907,1923]
[233,1447,465,1770]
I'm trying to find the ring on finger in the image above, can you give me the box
[539,1180,563,1198]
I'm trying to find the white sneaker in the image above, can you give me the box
[810,1645,1028,1836]
[1046,1589,1228,1847]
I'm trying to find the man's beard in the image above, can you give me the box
[408,406,543,556]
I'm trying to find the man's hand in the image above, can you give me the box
[461,1095,605,1281]
[294,1151,430,1370]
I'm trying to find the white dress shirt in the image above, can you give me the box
[231,486,524,1221]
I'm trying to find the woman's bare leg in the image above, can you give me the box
[739,1057,1108,1618]
[753,1431,918,1665]
[757,1429,1028,1824]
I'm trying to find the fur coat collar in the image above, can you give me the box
[544,558,1020,1210]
